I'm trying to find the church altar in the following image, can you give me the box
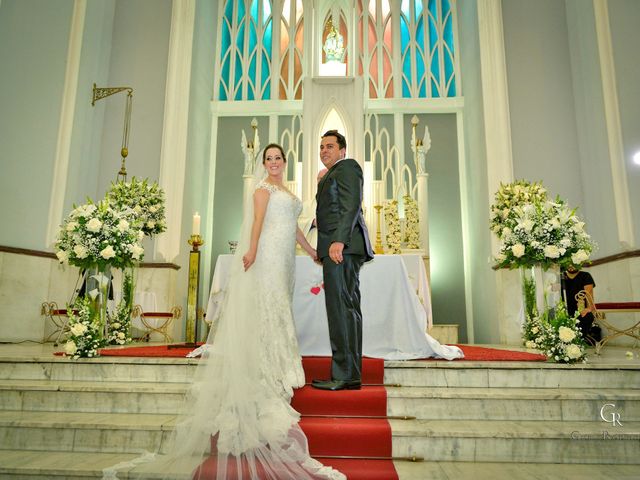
[205,254,436,360]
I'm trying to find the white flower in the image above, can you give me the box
[571,249,589,265]
[560,238,572,248]
[100,245,116,259]
[63,340,78,355]
[558,326,576,343]
[149,205,158,213]
[56,251,69,263]
[525,340,535,349]
[531,326,539,334]
[75,204,96,217]
[86,218,102,232]
[502,227,512,237]
[134,205,143,214]
[511,243,525,258]
[93,273,111,288]
[111,322,121,329]
[88,288,100,300]
[566,344,583,359]
[146,221,156,229]
[138,231,145,241]
[73,245,88,259]
[117,219,130,233]
[572,221,585,233]
[117,332,125,339]
[543,245,560,258]
[129,244,144,260]
[70,323,88,336]
[519,219,535,233]
[495,253,506,262]
[66,221,78,232]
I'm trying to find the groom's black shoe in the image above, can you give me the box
[311,379,361,391]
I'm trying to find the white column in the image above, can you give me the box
[46,0,86,247]
[478,0,514,228]
[477,0,518,344]
[593,0,635,249]
[416,173,429,255]
[155,0,196,262]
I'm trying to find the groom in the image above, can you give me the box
[312,130,374,391]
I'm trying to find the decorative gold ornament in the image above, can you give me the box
[374,204,385,254]
[91,83,133,181]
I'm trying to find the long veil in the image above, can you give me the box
[104,161,344,479]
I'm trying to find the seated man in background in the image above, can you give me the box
[562,265,601,345]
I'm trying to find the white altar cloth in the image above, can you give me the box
[206,254,448,360]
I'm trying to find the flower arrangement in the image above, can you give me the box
[54,178,166,357]
[490,181,595,270]
[490,180,594,364]
[55,200,145,270]
[403,195,420,249]
[107,270,134,345]
[490,180,547,238]
[383,199,402,254]
[106,177,166,237]
[63,296,105,358]
[523,302,586,364]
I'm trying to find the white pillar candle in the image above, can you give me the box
[192,212,201,236]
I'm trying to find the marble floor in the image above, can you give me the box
[1,342,639,479]
[1,340,639,365]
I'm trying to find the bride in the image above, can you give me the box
[107,144,346,479]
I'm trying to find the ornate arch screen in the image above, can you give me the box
[215,0,459,102]
[217,0,304,101]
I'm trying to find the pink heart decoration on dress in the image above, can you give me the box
[310,286,321,295]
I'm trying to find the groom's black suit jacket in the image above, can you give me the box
[315,158,374,261]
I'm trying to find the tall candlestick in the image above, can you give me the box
[192,212,201,236]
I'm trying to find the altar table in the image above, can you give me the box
[205,254,435,360]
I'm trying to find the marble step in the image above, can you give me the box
[387,386,640,421]
[394,460,640,479]
[0,380,188,415]
[0,357,198,384]
[3,357,640,389]
[0,411,172,454]
[390,418,640,464]
[1,451,639,480]
[2,410,639,464]
[385,360,640,388]
[3,380,640,422]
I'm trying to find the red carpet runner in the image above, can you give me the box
[98,344,547,361]
[194,357,398,480]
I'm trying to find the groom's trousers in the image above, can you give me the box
[322,253,365,382]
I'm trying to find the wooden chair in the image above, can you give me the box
[575,290,640,354]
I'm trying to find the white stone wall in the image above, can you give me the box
[0,251,179,343]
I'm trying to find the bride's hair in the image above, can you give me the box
[262,143,287,163]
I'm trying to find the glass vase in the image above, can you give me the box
[85,264,112,340]
[521,264,562,319]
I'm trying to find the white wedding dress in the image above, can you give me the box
[103,172,346,480]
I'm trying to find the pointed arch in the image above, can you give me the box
[313,101,352,175]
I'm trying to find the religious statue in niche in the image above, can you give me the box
[323,17,345,63]
[412,124,431,175]
[241,120,260,176]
